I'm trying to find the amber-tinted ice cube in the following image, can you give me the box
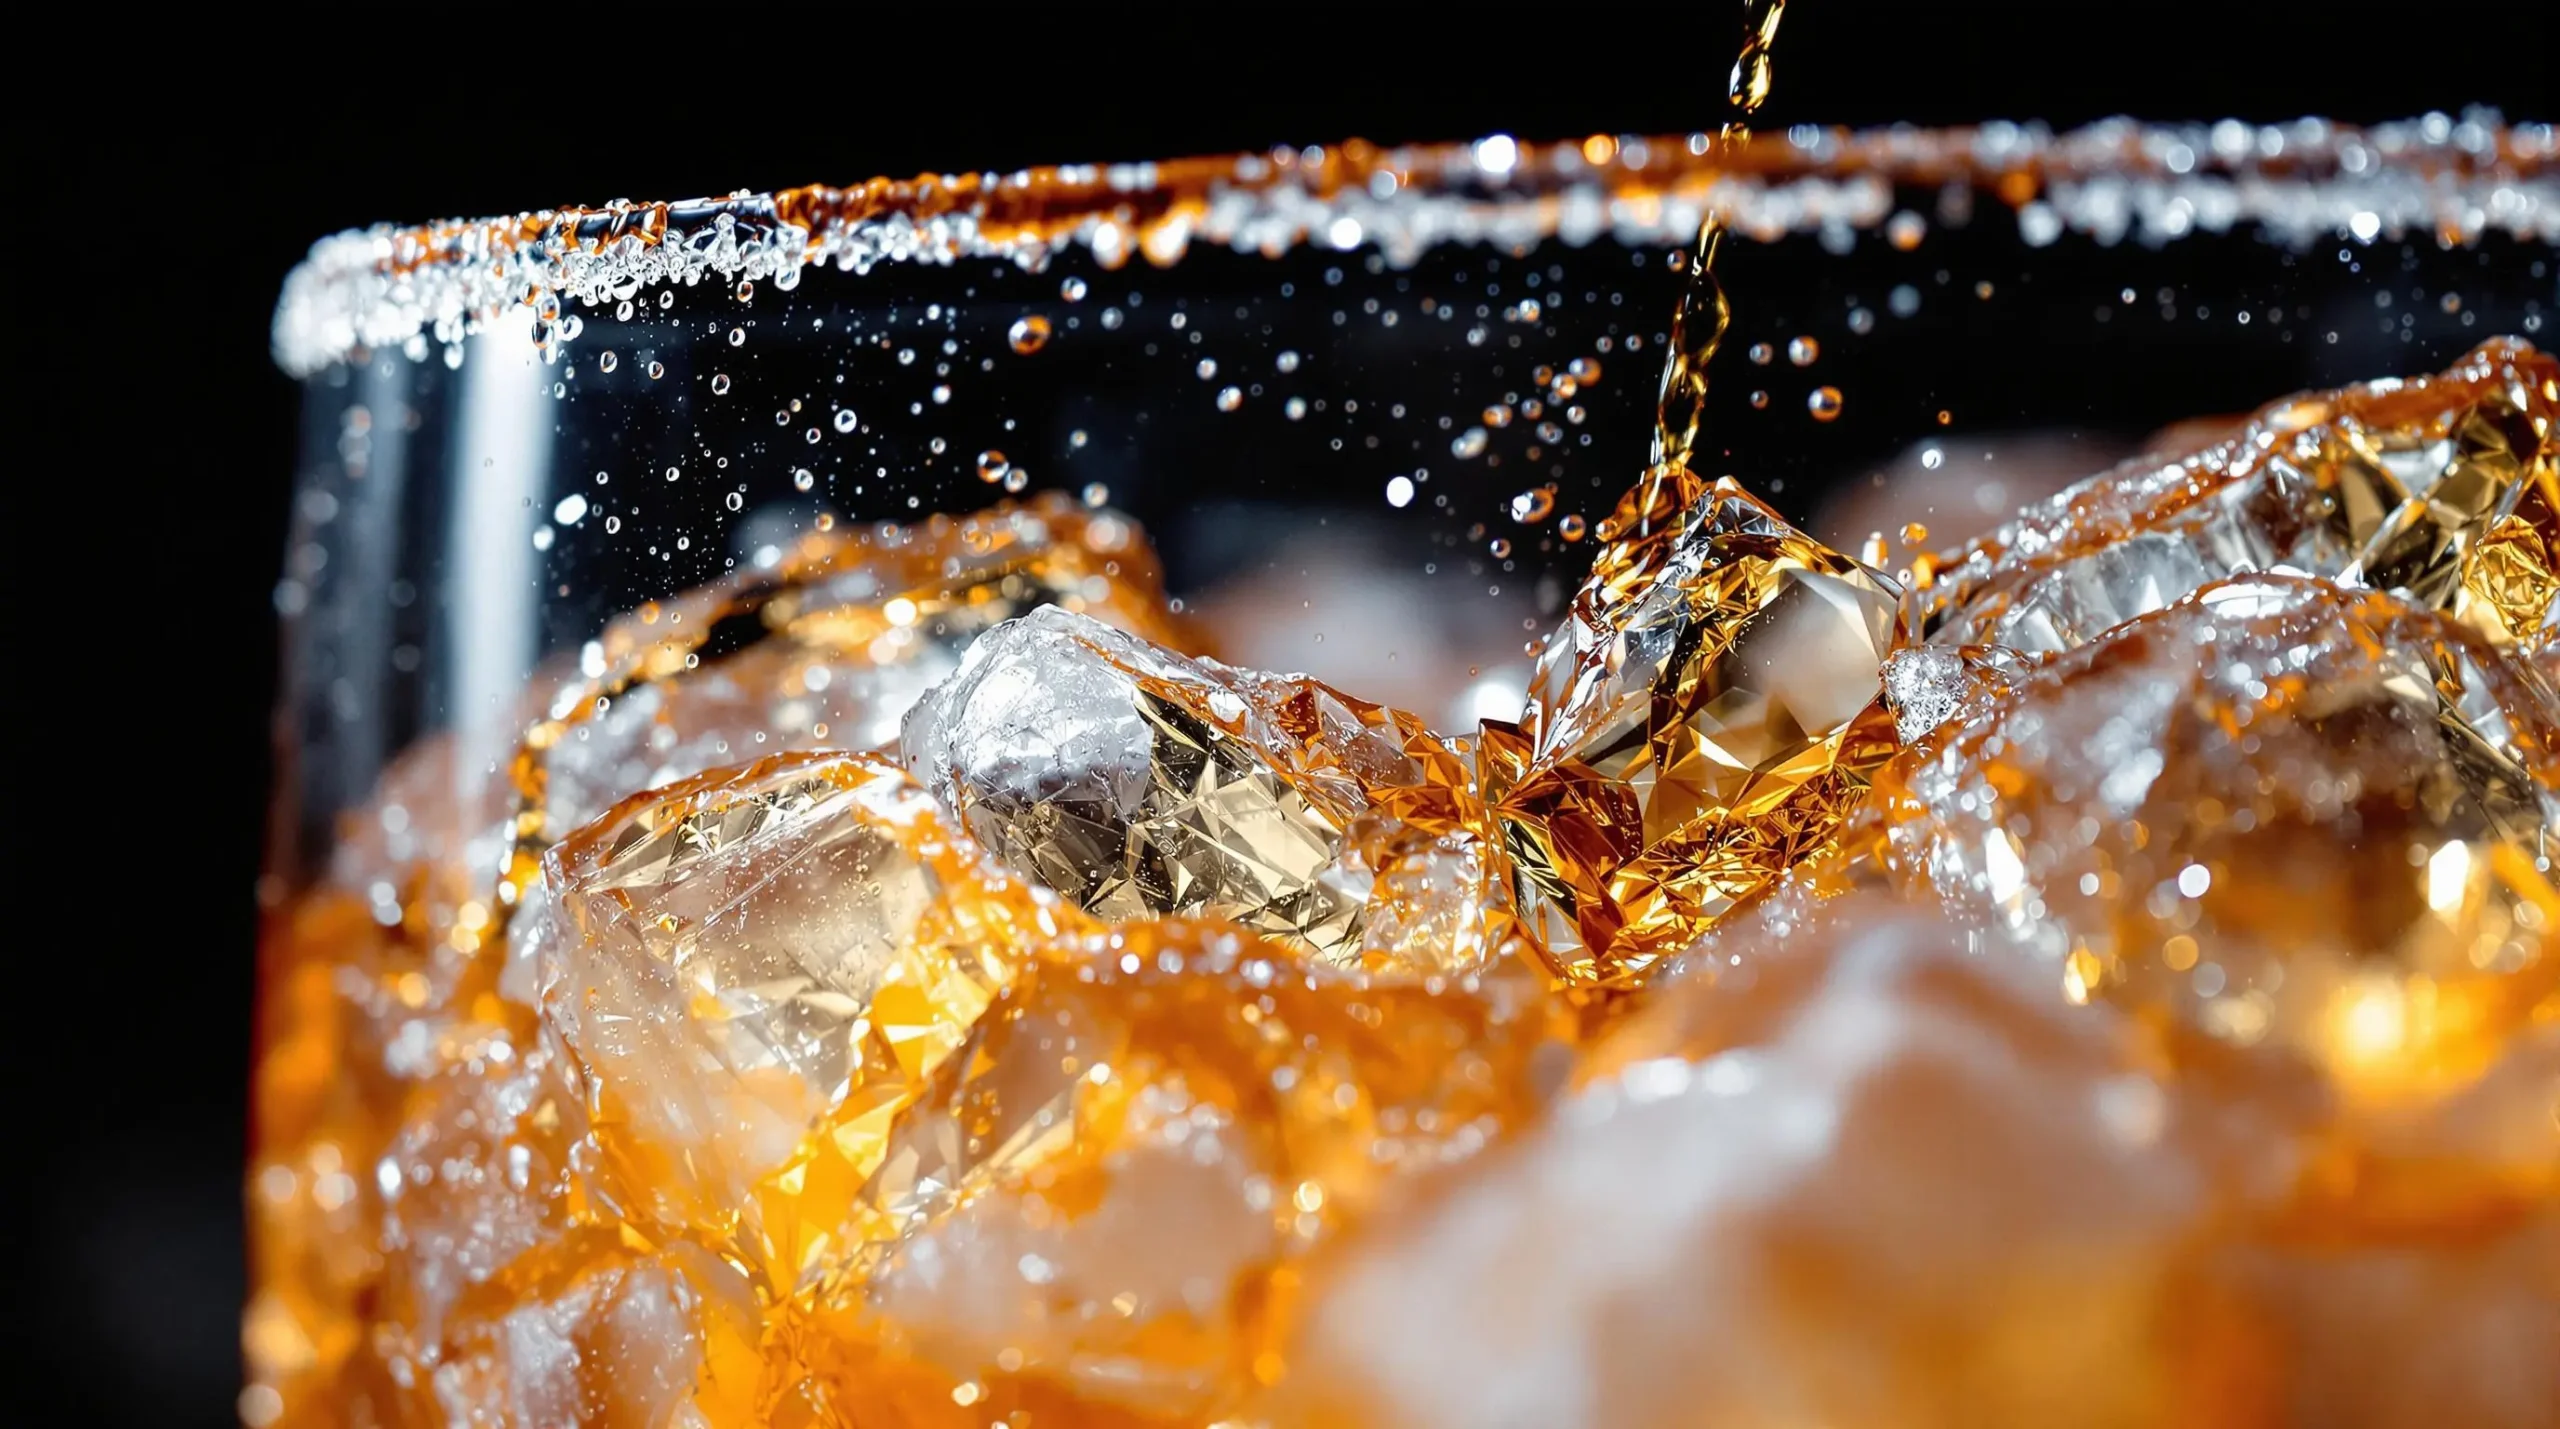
[899,605,1520,977]
[1263,898,2215,1429]
[1924,338,2560,659]
[529,749,1073,1294]
[512,495,1191,871]
[1492,472,1906,985]
[1876,576,2558,1171]
[762,917,1558,1427]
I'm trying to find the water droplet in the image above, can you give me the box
[1808,386,1844,421]
[1901,522,1930,545]
[977,450,1011,484]
[647,360,666,380]
[552,494,588,525]
[805,428,823,444]
[1060,277,1088,302]
[1078,482,1109,508]
[1787,336,1820,366]
[1488,538,1512,558]
[793,468,816,492]
[728,326,746,347]
[1847,307,1875,335]
[615,300,635,322]
[931,385,952,405]
[1558,513,1588,541]
[2440,292,2463,314]
[658,291,675,311]
[1452,427,1490,459]
[1861,532,1889,566]
[1747,342,1774,366]
[1069,429,1088,449]
[1003,467,1030,493]
[1567,356,1602,385]
[1921,446,1945,469]
[665,466,682,481]
[1509,485,1556,523]
[1886,211,1927,251]
[726,491,745,512]
[1483,405,1514,429]
[1216,386,1244,412]
[1196,358,1218,381]
[1385,475,1416,508]
[1275,350,1301,374]
[1749,390,1770,409]
[598,350,618,373]
[833,408,858,433]
[604,515,621,534]
[710,373,732,395]
[1009,315,1053,354]
[1284,397,1308,421]
[1937,408,1954,426]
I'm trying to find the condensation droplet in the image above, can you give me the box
[1009,315,1052,354]
[1808,386,1844,421]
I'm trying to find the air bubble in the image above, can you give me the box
[1808,386,1844,421]
[1276,350,1301,373]
[1009,315,1053,354]
[833,408,858,433]
[1216,386,1244,412]
[598,351,618,373]
[1510,486,1556,523]
[1386,475,1416,507]
[931,385,952,404]
[1196,358,1218,381]
[1060,277,1088,302]
[1003,467,1030,493]
[710,373,732,395]
[793,468,816,492]
[1452,427,1490,459]
[1787,336,1820,366]
[726,492,745,512]
[665,466,681,482]
[1284,397,1308,421]
[1886,210,1927,250]
[1567,356,1602,384]
[1558,514,1588,541]
[977,450,1011,484]
[647,360,666,380]
[1484,405,1513,428]
[728,327,746,347]
[1747,342,1773,365]
[1489,538,1512,558]
[1848,307,1875,335]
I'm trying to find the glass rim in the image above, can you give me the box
[272,108,2558,379]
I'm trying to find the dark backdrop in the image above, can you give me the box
[23,6,2550,1424]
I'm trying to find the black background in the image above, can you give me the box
[23,6,2551,1424]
